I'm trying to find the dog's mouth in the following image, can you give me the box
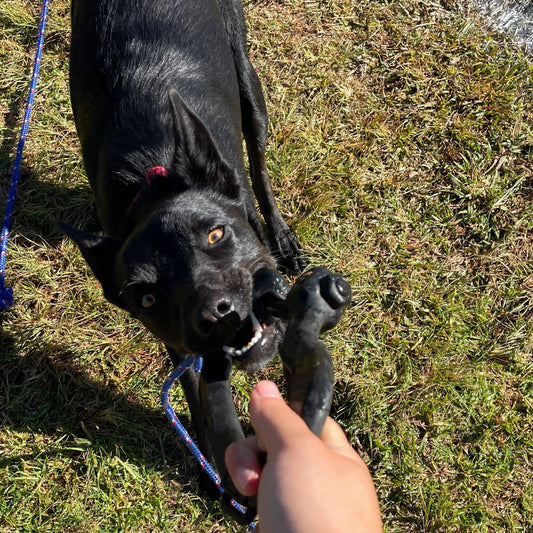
[220,268,291,363]
[185,268,289,367]
[222,312,273,361]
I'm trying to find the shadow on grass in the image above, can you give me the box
[4,167,98,243]
[0,87,208,499]
[0,321,200,486]
[0,93,97,243]
[0,96,23,200]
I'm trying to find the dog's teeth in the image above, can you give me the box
[225,313,266,358]
[251,312,261,332]
[243,320,263,351]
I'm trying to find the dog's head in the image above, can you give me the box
[62,189,284,370]
[62,90,284,371]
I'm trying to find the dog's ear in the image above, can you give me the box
[169,88,240,199]
[58,222,124,307]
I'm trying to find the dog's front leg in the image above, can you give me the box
[166,347,209,455]
[239,71,306,276]
[167,347,230,501]
[219,0,307,275]
[179,367,209,454]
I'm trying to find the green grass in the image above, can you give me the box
[1,0,533,531]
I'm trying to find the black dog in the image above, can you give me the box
[63,0,305,472]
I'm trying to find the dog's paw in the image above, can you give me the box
[269,226,308,275]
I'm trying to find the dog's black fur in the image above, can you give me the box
[64,0,305,467]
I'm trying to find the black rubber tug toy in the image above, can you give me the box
[199,267,351,523]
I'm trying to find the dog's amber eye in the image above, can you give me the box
[208,227,224,245]
[141,293,156,308]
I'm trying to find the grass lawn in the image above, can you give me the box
[1,0,532,531]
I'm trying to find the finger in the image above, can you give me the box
[321,417,367,463]
[249,381,313,454]
[321,417,351,446]
[224,436,262,497]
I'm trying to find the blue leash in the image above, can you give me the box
[0,0,50,310]
[161,356,256,530]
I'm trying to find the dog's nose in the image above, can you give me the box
[200,298,234,325]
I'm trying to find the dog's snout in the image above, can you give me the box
[201,298,234,324]
[186,271,253,343]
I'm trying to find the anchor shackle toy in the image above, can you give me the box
[198,267,351,521]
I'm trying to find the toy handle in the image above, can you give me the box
[280,268,351,435]
[199,354,257,523]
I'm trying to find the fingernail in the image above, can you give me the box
[231,444,260,494]
[235,463,260,494]
[254,381,282,399]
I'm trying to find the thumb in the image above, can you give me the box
[249,381,313,454]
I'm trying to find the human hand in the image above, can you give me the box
[225,381,382,533]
